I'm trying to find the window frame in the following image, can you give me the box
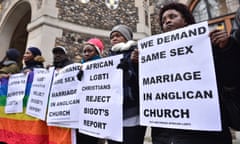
[189,0,238,33]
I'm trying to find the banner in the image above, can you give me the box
[0,70,81,144]
[139,21,222,131]
[0,73,49,143]
[78,55,123,142]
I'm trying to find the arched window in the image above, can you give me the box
[191,0,240,33]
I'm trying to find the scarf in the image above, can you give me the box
[111,40,137,52]
[81,55,101,63]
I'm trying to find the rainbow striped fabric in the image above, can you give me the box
[0,72,73,144]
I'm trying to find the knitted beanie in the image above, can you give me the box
[52,46,67,54]
[86,38,104,54]
[28,47,42,56]
[110,25,133,41]
[6,48,21,62]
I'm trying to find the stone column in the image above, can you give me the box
[26,0,62,65]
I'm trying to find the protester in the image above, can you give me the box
[217,6,240,89]
[77,38,104,81]
[51,46,73,71]
[143,2,237,144]
[22,46,45,72]
[47,46,75,144]
[81,38,104,63]
[76,38,105,144]
[107,24,146,144]
[0,48,21,78]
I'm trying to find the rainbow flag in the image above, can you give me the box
[0,72,73,144]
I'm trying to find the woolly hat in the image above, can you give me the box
[28,47,42,56]
[6,48,21,62]
[52,46,67,54]
[110,24,133,40]
[86,38,104,54]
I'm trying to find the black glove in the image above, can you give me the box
[77,70,83,81]
[117,58,129,71]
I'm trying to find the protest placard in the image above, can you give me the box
[5,73,29,113]
[139,21,221,131]
[26,67,55,120]
[47,63,82,128]
[78,55,123,142]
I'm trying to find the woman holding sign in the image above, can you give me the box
[145,2,237,144]
[77,38,105,144]
[107,24,146,144]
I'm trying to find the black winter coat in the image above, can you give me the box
[110,44,139,119]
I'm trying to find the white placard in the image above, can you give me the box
[139,21,222,131]
[5,73,29,113]
[26,67,55,120]
[47,63,82,128]
[78,55,123,142]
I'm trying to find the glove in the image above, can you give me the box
[117,58,129,71]
[77,70,83,81]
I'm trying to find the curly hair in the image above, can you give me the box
[159,2,196,28]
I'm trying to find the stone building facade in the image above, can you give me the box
[0,0,238,64]
[0,0,191,64]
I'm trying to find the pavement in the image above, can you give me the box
[233,139,240,144]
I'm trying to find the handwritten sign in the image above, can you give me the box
[5,73,28,113]
[26,67,55,120]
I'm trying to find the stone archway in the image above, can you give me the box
[9,10,31,59]
[0,1,31,63]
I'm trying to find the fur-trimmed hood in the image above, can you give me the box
[34,55,45,63]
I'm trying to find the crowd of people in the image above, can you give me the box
[0,2,240,144]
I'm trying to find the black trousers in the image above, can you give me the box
[151,127,232,144]
[76,132,99,144]
[108,126,146,144]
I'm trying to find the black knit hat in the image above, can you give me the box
[28,47,42,56]
[6,48,21,62]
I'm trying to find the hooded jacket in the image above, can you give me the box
[0,60,20,74]
[22,55,45,71]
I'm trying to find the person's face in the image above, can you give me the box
[23,50,34,62]
[110,32,127,46]
[82,44,98,61]
[53,50,67,62]
[161,9,187,32]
